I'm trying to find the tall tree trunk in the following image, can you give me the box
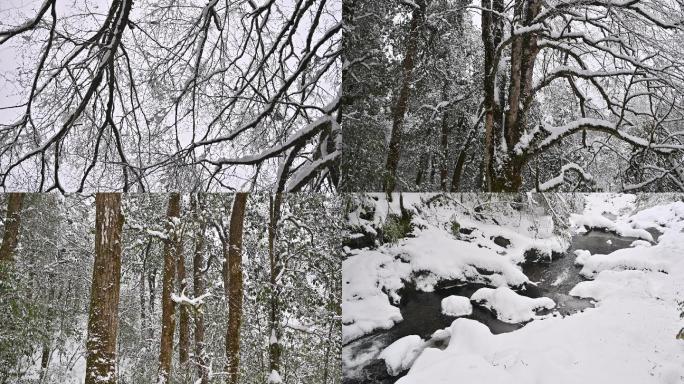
[383,2,424,195]
[85,193,124,384]
[192,195,209,384]
[481,0,505,191]
[140,240,151,342]
[225,193,248,384]
[450,117,473,192]
[439,108,450,191]
[0,193,24,262]
[147,267,157,340]
[484,0,541,191]
[39,342,50,383]
[268,193,283,380]
[177,231,190,368]
[158,193,181,384]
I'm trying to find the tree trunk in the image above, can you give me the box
[158,193,181,384]
[177,230,190,368]
[147,267,157,341]
[224,193,247,384]
[383,2,424,195]
[439,109,450,191]
[140,240,151,342]
[481,0,505,191]
[484,0,541,191]
[192,195,209,384]
[39,342,50,383]
[450,119,473,192]
[268,193,283,380]
[85,193,124,384]
[0,193,24,262]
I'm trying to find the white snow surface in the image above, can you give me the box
[441,295,473,317]
[393,197,684,384]
[267,370,283,384]
[471,287,555,323]
[343,194,568,343]
[570,213,653,241]
[378,335,426,376]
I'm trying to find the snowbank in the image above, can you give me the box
[394,198,684,384]
[342,294,403,344]
[342,249,410,343]
[570,213,653,241]
[441,295,473,317]
[574,246,669,278]
[342,194,568,342]
[379,335,425,376]
[471,287,555,323]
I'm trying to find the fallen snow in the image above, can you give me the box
[570,213,653,241]
[393,197,684,384]
[378,335,425,376]
[342,194,566,343]
[267,370,283,383]
[441,295,473,317]
[471,287,555,323]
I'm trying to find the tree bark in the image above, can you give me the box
[192,195,209,384]
[140,240,151,342]
[85,193,124,384]
[177,230,190,368]
[158,193,181,384]
[439,108,450,191]
[481,0,505,191]
[483,0,542,191]
[383,2,424,195]
[147,267,157,341]
[0,193,24,262]
[225,193,247,384]
[268,193,283,379]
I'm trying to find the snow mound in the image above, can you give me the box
[570,270,657,301]
[471,287,555,323]
[441,295,473,317]
[630,239,651,247]
[628,201,684,230]
[342,294,403,344]
[574,247,669,278]
[342,249,410,343]
[379,335,426,376]
[583,193,636,216]
[570,213,653,241]
[389,226,530,289]
[267,370,283,383]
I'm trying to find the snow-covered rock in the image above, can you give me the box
[570,213,653,241]
[441,295,473,317]
[379,335,425,376]
[471,287,555,323]
[394,198,684,384]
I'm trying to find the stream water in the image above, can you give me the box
[342,228,660,384]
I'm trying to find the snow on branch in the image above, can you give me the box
[209,115,334,166]
[399,0,420,9]
[536,163,593,191]
[0,0,54,45]
[515,118,684,157]
[171,289,212,314]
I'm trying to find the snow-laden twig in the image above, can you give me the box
[536,163,593,191]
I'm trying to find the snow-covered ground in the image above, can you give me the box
[343,193,684,383]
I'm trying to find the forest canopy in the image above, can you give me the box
[0,0,341,192]
[341,0,684,193]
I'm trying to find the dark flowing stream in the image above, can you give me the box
[342,228,660,384]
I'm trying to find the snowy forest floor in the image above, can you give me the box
[342,194,684,384]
